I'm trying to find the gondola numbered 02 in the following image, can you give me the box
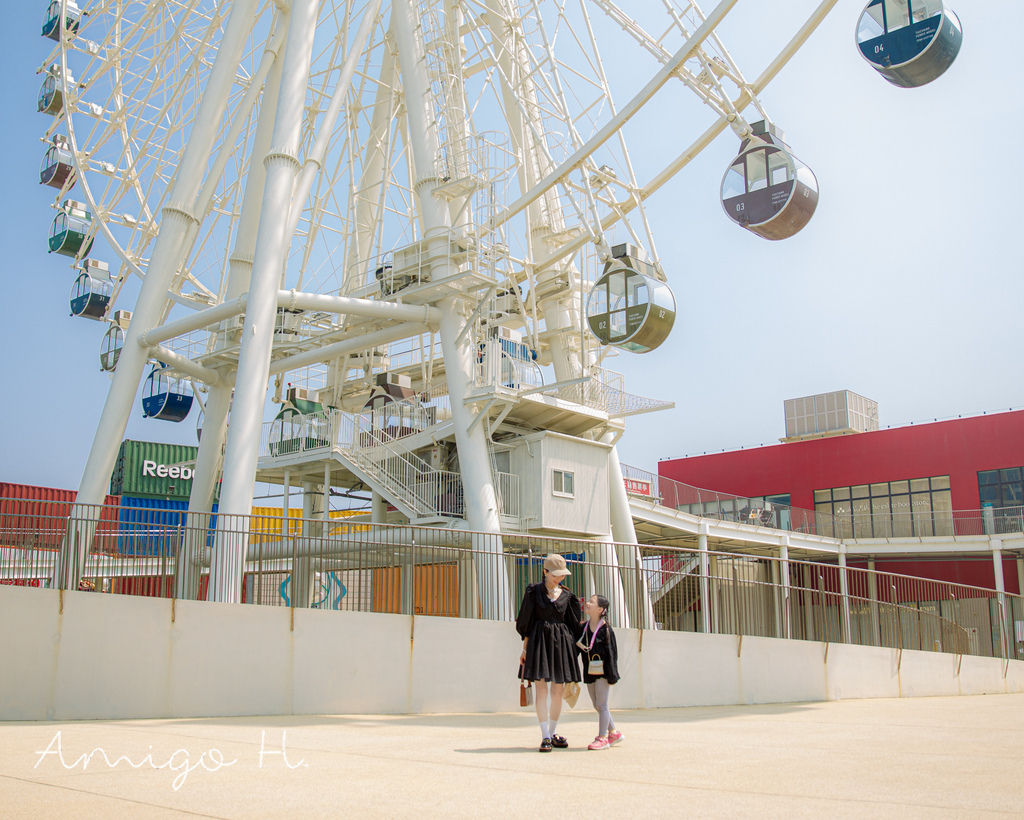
[586,245,676,354]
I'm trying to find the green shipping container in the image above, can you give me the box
[110,439,217,502]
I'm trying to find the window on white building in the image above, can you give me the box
[553,469,574,497]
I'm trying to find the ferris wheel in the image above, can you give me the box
[36,0,962,603]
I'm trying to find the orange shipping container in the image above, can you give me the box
[372,563,459,617]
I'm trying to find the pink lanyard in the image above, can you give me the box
[585,621,603,653]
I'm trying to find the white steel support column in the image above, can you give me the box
[698,526,712,635]
[284,0,382,246]
[1017,557,1024,659]
[176,381,232,600]
[992,541,1008,660]
[400,541,415,617]
[392,0,508,619]
[58,0,261,590]
[588,536,628,629]
[770,557,782,639]
[351,43,396,280]
[838,545,852,643]
[709,553,720,635]
[867,559,881,647]
[780,539,791,640]
[371,491,387,524]
[458,550,478,619]
[802,564,815,640]
[184,19,287,598]
[292,480,319,609]
[282,469,291,541]
[210,0,319,603]
[606,435,652,629]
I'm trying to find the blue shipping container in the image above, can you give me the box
[117,496,218,556]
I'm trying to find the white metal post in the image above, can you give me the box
[838,545,852,643]
[992,541,1008,660]
[392,0,508,620]
[371,491,387,524]
[709,553,720,635]
[606,435,652,629]
[1017,557,1024,659]
[183,20,286,592]
[282,468,291,553]
[176,382,232,600]
[698,527,712,634]
[867,558,881,647]
[210,0,319,603]
[290,480,319,609]
[588,536,627,629]
[780,539,791,639]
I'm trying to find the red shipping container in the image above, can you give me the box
[0,482,120,553]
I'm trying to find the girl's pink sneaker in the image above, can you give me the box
[607,729,624,746]
[587,736,610,750]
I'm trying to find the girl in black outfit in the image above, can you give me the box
[581,594,622,750]
[516,553,584,752]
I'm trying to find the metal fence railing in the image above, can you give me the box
[624,464,1024,543]
[2,498,1021,665]
[622,463,828,534]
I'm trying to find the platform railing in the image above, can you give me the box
[2,499,1021,663]
[623,465,1024,542]
[621,463,828,534]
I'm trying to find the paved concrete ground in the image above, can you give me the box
[1,694,1022,818]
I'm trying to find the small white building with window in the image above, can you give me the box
[505,431,611,537]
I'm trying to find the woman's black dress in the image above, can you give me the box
[516,582,584,684]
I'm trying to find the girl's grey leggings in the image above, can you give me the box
[586,679,615,736]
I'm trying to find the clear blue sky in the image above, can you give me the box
[1,1,1018,493]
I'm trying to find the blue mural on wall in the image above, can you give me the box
[278,572,347,609]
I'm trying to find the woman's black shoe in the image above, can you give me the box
[539,738,553,753]
[551,735,568,748]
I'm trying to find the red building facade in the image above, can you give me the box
[658,410,1024,592]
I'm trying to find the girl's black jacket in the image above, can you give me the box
[580,620,619,685]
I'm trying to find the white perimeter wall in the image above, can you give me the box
[2,585,1023,721]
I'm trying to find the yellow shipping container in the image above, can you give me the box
[248,506,369,543]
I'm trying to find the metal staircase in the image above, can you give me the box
[337,409,464,522]
[259,396,493,524]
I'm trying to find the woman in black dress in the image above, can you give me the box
[516,553,584,752]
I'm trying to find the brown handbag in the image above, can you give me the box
[520,679,533,707]
[519,663,533,707]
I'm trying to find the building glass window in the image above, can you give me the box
[978,468,1024,534]
[553,469,574,497]
[815,476,952,538]
[978,468,1024,507]
[676,493,792,529]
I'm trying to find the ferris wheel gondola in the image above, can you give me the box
[142,365,193,423]
[41,0,81,41]
[720,122,819,241]
[99,324,123,372]
[856,0,962,88]
[39,135,76,190]
[587,245,676,354]
[48,199,93,258]
[69,259,111,320]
